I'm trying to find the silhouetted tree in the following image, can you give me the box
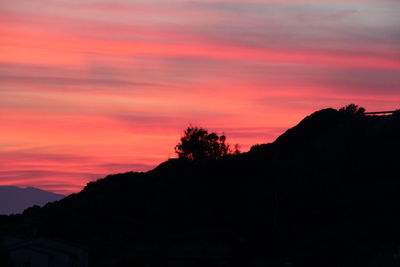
[339,104,365,115]
[175,126,239,161]
[23,205,41,215]
[233,144,241,155]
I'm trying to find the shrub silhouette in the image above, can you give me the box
[339,104,365,115]
[175,126,238,161]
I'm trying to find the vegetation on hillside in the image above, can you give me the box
[339,103,365,115]
[175,126,240,161]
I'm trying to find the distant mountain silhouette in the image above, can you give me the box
[0,186,64,215]
[1,108,399,267]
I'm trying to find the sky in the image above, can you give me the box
[1,0,399,195]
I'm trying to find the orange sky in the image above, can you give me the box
[1,0,399,194]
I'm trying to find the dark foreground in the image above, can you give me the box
[1,108,400,267]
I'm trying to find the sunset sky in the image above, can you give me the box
[1,0,399,194]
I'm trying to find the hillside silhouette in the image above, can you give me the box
[1,108,400,267]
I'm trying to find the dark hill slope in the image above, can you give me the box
[2,109,400,267]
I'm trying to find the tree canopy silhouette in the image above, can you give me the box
[175,126,239,161]
[339,104,365,115]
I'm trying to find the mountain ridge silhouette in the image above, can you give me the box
[0,186,64,215]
